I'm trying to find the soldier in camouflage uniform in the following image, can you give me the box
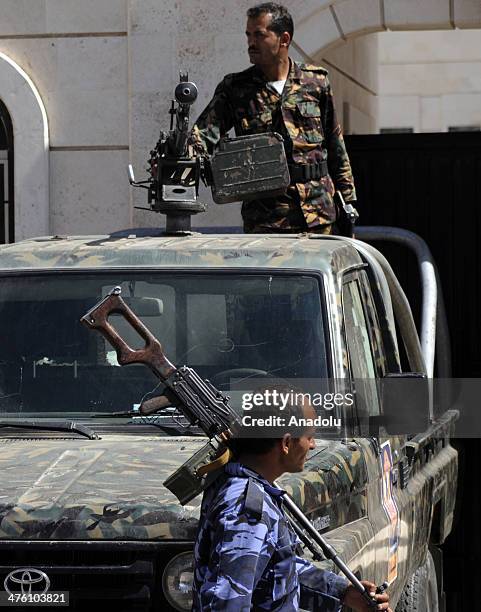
[192,397,391,611]
[192,3,357,234]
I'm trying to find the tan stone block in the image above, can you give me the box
[378,96,420,132]
[295,7,341,55]
[380,62,481,96]
[0,0,47,36]
[334,0,383,36]
[453,0,481,28]
[443,93,481,127]
[378,30,481,63]
[384,0,451,30]
[46,0,127,33]
[50,150,131,235]
[0,39,58,98]
[420,96,443,131]
[128,0,179,36]
[55,37,127,92]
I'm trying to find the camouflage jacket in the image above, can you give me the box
[192,59,356,233]
[192,462,348,611]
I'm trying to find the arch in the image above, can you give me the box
[0,52,49,241]
[0,99,14,242]
[293,0,481,58]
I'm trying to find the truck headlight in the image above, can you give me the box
[162,551,194,611]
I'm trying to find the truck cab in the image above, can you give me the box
[0,230,457,610]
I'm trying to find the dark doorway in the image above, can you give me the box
[0,98,14,243]
[345,132,481,611]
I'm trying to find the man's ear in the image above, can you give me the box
[281,433,292,454]
[280,31,291,48]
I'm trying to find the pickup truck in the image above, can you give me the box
[0,227,457,611]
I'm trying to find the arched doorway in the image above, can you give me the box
[293,0,481,55]
[0,51,49,242]
[0,99,14,243]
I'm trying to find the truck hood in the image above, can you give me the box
[0,435,207,541]
[0,435,369,541]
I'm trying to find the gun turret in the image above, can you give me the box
[128,70,290,234]
[129,72,206,234]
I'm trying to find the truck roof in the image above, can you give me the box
[0,233,363,274]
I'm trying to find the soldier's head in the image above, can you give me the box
[229,385,316,477]
[246,3,293,66]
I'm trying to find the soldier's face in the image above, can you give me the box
[283,405,316,472]
[246,14,284,65]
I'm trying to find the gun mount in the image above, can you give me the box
[129,72,206,234]
[128,70,291,235]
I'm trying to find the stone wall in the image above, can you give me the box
[129,0,379,229]
[0,0,130,238]
[320,35,379,135]
[1,0,481,238]
[0,0,379,236]
[378,29,481,132]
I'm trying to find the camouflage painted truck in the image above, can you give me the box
[0,226,457,611]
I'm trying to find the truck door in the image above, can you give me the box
[341,270,403,589]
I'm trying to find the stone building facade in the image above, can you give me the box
[378,29,481,133]
[0,0,480,240]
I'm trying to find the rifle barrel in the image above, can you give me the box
[281,493,377,608]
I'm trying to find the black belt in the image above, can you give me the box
[288,160,328,182]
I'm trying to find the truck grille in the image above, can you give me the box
[0,542,192,611]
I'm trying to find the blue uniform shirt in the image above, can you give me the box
[192,462,349,610]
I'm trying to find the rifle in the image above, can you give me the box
[80,287,387,608]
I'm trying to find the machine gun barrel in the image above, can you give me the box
[169,77,198,156]
[127,71,204,231]
[128,69,290,232]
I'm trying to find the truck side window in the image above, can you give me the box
[357,271,387,377]
[342,278,381,418]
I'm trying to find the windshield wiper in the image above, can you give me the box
[89,412,202,436]
[90,411,139,417]
[142,422,203,436]
[0,420,100,440]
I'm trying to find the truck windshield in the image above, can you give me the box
[0,272,328,417]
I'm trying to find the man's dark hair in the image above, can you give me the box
[247,3,294,40]
[228,384,308,457]
[229,435,278,457]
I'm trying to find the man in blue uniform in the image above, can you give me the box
[192,396,391,611]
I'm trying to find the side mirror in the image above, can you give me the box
[380,372,430,435]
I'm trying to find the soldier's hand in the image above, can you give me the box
[342,580,391,611]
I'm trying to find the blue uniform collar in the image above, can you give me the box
[225,462,286,498]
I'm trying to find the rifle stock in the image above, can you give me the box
[80,286,176,379]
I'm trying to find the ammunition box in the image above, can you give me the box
[210,132,290,204]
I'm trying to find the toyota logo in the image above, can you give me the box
[4,569,50,595]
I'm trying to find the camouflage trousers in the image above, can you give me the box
[241,190,337,235]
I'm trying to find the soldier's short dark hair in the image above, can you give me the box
[229,383,308,457]
[247,3,294,41]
